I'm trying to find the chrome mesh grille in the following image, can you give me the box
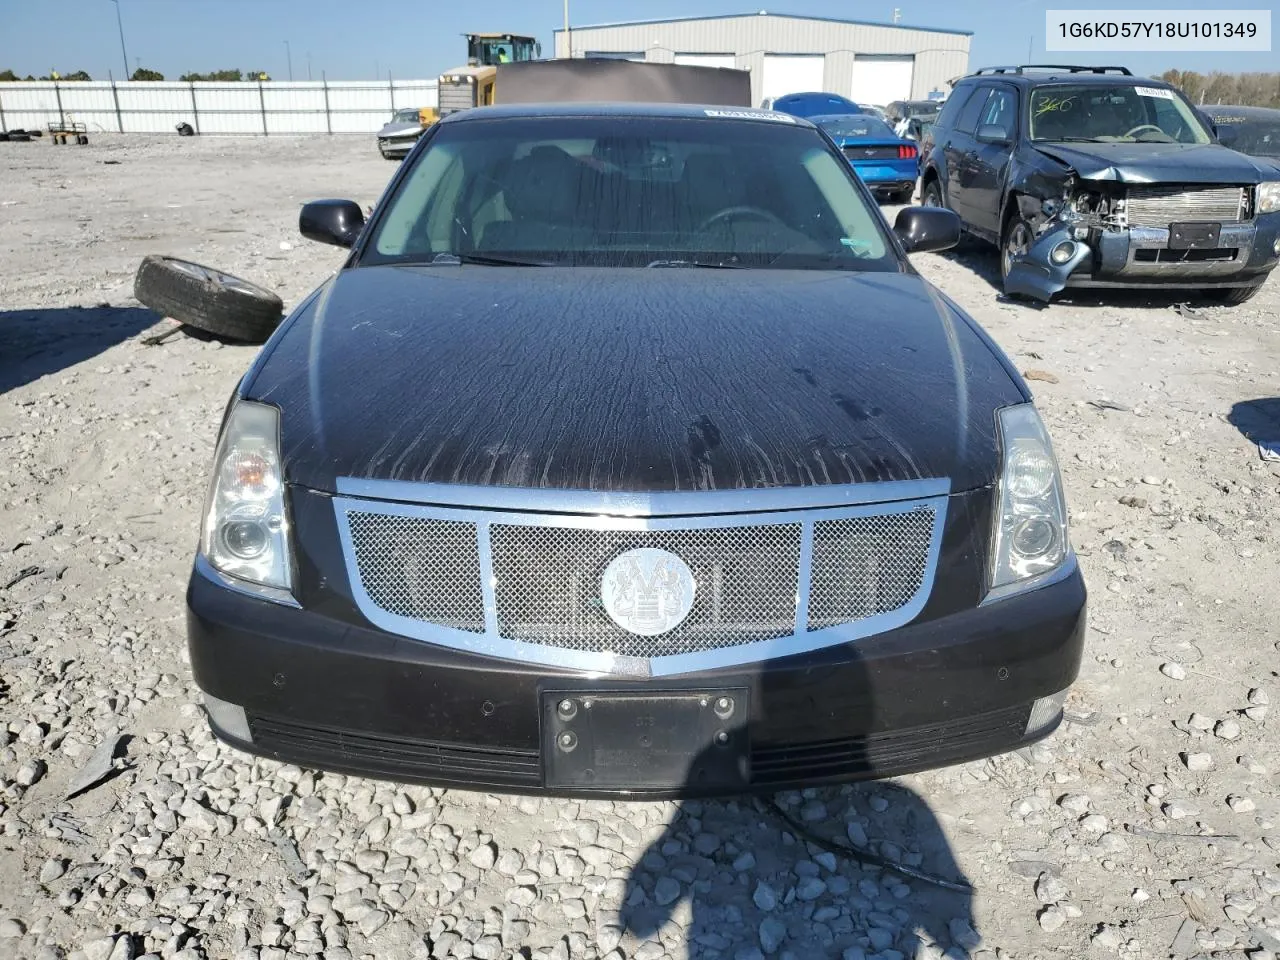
[489,524,802,659]
[1125,185,1246,228]
[346,512,485,632]
[806,508,936,631]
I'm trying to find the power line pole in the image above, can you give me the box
[284,40,293,81]
[563,0,571,58]
[109,0,130,81]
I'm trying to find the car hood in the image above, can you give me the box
[1032,140,1275,183]
[246,266,1023,495]
[378,121,421,138]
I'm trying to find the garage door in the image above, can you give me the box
[852,56,915,107]
[761,55,826,102]
[674,54,737,69]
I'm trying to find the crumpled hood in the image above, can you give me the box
[378,121,421,138]
[246,265,1024,494]
[1033,140,1277,183]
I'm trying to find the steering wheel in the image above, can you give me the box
[698,205,789,232]
[1124,124,1167,139]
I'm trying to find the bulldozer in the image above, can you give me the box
[437,33,541,116]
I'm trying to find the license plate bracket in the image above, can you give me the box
[1168,221,1221,250]
[542,688,749,791]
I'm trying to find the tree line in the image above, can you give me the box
[0,68,272,82]
[1159,70,1280,109]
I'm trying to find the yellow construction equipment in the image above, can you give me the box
[437,33,541,116]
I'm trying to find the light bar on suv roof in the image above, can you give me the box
[971,64,1133,76]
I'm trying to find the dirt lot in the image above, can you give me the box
[1,134,1279,960]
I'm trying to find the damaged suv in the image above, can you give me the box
[920,65,1280,304]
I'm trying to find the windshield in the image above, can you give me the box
[1212,113,1280,157]
[392,109,420,124]
[1029,84,1211,143]
[815,115,898,139]
[362,116,897,271]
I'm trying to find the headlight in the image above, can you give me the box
[988,403,1070,599]
[200,400,293,593]
[1259,182,1280,215]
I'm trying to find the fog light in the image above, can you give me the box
[204,693,252,742]
[1012,517,1057,558]
[220,520,269,560]
[1025,688,1070,737]
[1050,241,1077,265]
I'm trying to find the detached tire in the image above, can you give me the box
[134,255,283,344]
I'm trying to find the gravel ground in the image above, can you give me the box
[1,134,1279,960]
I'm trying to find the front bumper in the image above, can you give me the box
[187,558,1087,799]
[1006,213,1280,301]
[377,137,418,159]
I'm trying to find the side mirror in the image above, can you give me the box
[894,206,962,254]
[976,123,1010,143]
[300,199,365,248]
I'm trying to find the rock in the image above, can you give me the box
[1160,662,1187,680]
[1183,752,1213,772]
[1080,814,1109,835]
[1038,906,1067,932]
[654,877,681,906]
[495,850,523,876]
[0,919,26,938]
[1188,713,1216,731]
[1228,795,1256,813]
[1092,925,1123,950]
[753,882,778,912]
[795,877,826,901]
[1024,369,1060,384]
[1245,705,1268,721]
[800,800,827,822]
[472,937,502,960]
[693,832,721,856]
[733,852,756,872]
[1131,888,1149,903]
[15,759,44,787]
[1035,874,1068,904]
[759,917,787,953]
[1215,719,1242,741]
[357,910,388,937]
[83,938,117,960]
[867,928,894,951]
[1163,800,1197,820]
[1058,795,1090,815]
[39,858,67,883]
[468,842,496,871]
[1248,688,1269,706]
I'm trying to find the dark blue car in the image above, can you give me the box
[767,92,861,118]
[813,113,919,203]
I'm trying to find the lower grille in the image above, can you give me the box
[1125,185,1246,228]
[752,705,1031,783]
[248,716,541,787]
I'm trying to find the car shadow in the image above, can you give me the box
[0,306,159,394]
[610,657,981,959]
[1228,398,1280,451]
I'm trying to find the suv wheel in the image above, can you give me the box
[921,179,945,209]
[1000,216,1034,286]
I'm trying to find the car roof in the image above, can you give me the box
[1201,104,1280,120]
[437,101,818,125]
[956,70,1168,88]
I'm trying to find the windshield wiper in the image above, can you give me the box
[645,259,745,269]
[427,252,550,267]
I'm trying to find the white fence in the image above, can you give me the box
[0,79,440,135]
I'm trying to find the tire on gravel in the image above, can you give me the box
[133,255,284,344]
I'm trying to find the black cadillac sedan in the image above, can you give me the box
[188,102,1087,798]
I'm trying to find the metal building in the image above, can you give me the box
[553,11,970,108]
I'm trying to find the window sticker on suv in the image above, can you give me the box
[1134,86,1175,99]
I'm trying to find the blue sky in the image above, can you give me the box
[0,0,1273,80]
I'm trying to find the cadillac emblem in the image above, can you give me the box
[600,548,697,637]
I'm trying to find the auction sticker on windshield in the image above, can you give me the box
[1134,87,1175,98]
[704,109,797,123]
